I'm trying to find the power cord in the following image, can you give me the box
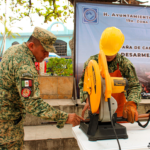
[108,98,121,150]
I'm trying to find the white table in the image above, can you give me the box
[72,122,150,150]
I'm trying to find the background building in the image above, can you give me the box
[0,22,73,57]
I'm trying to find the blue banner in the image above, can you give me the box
[76,2,150,99]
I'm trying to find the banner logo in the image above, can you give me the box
[83,8,98,24]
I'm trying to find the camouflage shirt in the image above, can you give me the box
[0,43,68,128]
[79,53,141,105]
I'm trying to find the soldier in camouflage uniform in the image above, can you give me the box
[0,27,84,150]
[79,27,141,123]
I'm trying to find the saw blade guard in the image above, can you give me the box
[83,60,101,114]
[98,50,112,102]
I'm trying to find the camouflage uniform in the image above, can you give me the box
[0,27,68,149]
[79,53,141,105]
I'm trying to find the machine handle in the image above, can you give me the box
[117,114,150,121]
[115,113,150,122]
[138,114,149,118]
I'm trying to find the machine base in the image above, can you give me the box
[79,121,128,141]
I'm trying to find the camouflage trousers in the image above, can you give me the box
[0,140,23,150]
[0,118,24,150]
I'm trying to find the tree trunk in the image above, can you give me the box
[69,31,74,75]
[3,0,7,55]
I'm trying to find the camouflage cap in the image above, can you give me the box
[32,27,57,53]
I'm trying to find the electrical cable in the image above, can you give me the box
[108,98,121,150]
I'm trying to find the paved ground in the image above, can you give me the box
[24,124,73,141]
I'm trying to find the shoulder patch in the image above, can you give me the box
[21,88,31,97]
[22,73,33,77]
[22,80,32,87]
[21,79,33,98]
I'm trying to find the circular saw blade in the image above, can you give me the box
[87,60,101,114]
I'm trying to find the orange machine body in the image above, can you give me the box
[83,50,127,114]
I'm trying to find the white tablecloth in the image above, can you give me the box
[72,122,150,150]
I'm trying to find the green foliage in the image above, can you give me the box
[0,0,74,25]
[0,1,23,57]
[0,0,73,56]
[46,58,73,76]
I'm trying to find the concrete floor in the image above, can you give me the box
[24,124,80,150]
[24,124,73,141]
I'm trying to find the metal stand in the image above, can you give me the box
[72,77,78,106]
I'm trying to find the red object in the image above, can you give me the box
[44,61,47,73]
[29,80,32,86]
[35,62,40,74]
[35,61,47,74]
[21,88,31,97]
[24,80,32,87]
[35,62,40,70]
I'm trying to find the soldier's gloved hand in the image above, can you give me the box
[123,101,138,123]
[66,113,85,127]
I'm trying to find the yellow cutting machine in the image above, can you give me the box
[80,49,128,141]
[80,27,150,147]
[84,49,127,116]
